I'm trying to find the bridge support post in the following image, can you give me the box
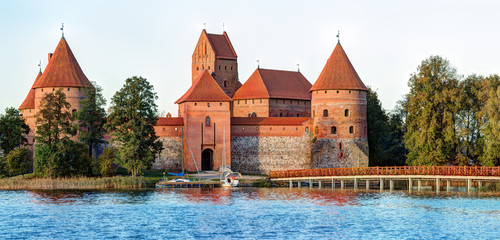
[366,180,370,190]
[354,178,358,191]
[289,180,293,188]
[436,178,440,194]
[332,179,335,189]
[309,179,312,189]
[467,179,472,193]
[341,180,345,190]
[389,180,394,192]
[380,178,384,191]
[297,181,301,188]
[417,180,422,191]
[478,181,482,189]
[318,181,322,189]
[408,178,413,193]
[446,180,450,192]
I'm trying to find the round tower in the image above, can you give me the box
[310,42,368,168]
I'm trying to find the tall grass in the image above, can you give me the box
[0,176,149,190]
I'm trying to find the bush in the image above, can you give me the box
[98,147,118,177]
[0,157,8,178]
[5,148,32,177]
[34,141,91,178]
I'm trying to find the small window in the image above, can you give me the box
[296,127,298,130]
[224,81,227,87]
[331,126,337,134]
[219,65,221,70]
[345,109,349,117]
[162,128,165,131]
[305,127,309,132]
[231,66,233,70]
[296,114,299,117]
[280,113,283,117]
[252,99,254,104]
[41,89,44,92]
[202,65,204,70]
[205,116,211,126]
[260,99,262,103]
[323,109,328,117]
[245,100,247,104]
[208,66,210,70]
[207,103,210,107]
[219,103,222,106]
[251,112,257,117]
[195,103,197,106]
[283,127,285,130]
[339,152,344,158]
[238,100,240,105]
[349,126,354,134]
[67,88,70,91]
[325,91,327,94]
[349,90,351,94]
[79,88,81,92]
[197,67,199,70]
[337,90,339,93]
[339,142,343,150]
[53,88,55,91]
[225,66,227,70]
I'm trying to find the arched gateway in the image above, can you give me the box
[201,148,214,171]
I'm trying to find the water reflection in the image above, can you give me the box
[27,189,153,205]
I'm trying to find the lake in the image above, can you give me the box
[0,188,499,239]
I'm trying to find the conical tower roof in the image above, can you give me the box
[175,70,232,104]
[19,71,42,110]
[33,37,92,88]
[310,43,367,92]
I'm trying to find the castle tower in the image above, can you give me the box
[175,70,232,172]
[29,36,92,138]
[192,30,242,97]
[310,42,369,168]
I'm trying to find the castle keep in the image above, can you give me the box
[153,30,369,174]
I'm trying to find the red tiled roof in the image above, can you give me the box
[310,43,367,92]
[205,30,237,59]
[33,37,92,88]
[233,69,312,100]
[156,117,184,126]
[19,71,42,110]
[175,70,232,104]
[231,117,311,126]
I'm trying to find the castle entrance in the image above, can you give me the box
[201,148,214,171]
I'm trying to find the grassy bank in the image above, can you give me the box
[0,176,150,190]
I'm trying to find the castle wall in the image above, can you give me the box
[232,98,269,117]
[152,136,184,170]
[311,138,368,168]
[232,98,311,118]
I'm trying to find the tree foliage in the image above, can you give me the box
[5,147,32,177]
[403,56,460,166]
[35,89,75,149]
[480,86,500,166]
[0,107,30,155]
[98,147,118,177]
[106,76,163,176]
[34,141,91,178]
[77,82,107,157]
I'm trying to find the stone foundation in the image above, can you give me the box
[311,138,368,168]
[152,137,184,170]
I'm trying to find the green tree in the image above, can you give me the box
[384,104,407,166]
[480,86,500,166]
[0,157,8,178]
[0,107,30,155]
[403,56,460,166]
[77,82,107,157]
[98,147,118,177]
[106,76,163,176]
[366,87,390,166]
[5,147,32,177]
[35,141,91,178]
[35,89,75,149]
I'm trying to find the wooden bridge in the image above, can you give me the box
[268,166,500,193]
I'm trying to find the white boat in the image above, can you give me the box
[220,167,241,187]
[168,178,191,183]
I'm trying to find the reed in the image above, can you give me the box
[0,176,149,190]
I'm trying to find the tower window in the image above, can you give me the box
[225,66,227,70]
[331,126,337,134]
[224,81,227,87]
[237,100,240,105]
[219,103,222,106]
[345,109,349,117]
[323,109,328,117]
[197,67,199,70]
[349,90,351,94]
[297,114,299,117]
[252,99,254,104]
[325,91,327,94]
[219,65,221,70]
[337,90,339,93]
[205,116,211,126]
[207,103,210,107]
[305,127,309,132]
[231,66,233,70]
[280,113,283,117]
[208,66,210,70]
[339,142,342,150]
[195,103,197,106]
[349,126,354,133]
[251,112,257,117]
[67,88,70,91]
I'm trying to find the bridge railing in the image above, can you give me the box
[268,166,500,179]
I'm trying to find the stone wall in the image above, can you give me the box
[152,137,184,170]
[311,138,368,168]
[231,133,312,175]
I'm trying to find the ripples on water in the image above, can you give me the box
[0,188,499,239]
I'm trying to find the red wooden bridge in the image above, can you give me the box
[268,166,500,193]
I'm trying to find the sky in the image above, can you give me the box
[1,1,500,117]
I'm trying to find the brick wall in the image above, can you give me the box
[311,138,369,168]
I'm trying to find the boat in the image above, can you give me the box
[168,178,191,183]
[220,166,241,187]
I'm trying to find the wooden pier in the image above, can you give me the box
[269,166,500,193]
[156,181,222,188]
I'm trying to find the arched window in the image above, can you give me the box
[314,126,319,134]
[251,112,257,117]
[349,126,354,133]
[323,109,328,117]
[305,127,309,132]
[345,109,349,117]
[331,126,337,134]
[205,116,211,126]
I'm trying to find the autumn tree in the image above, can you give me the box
[76,82,107,157]
[403,56,460,166]
[106,76,163,176]
[480,86,500,166]
[0,107,30,155]
[35,89,75,149]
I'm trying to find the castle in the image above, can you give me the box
[19,29,369,174]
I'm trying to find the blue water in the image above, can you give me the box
[0,188,499,239]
